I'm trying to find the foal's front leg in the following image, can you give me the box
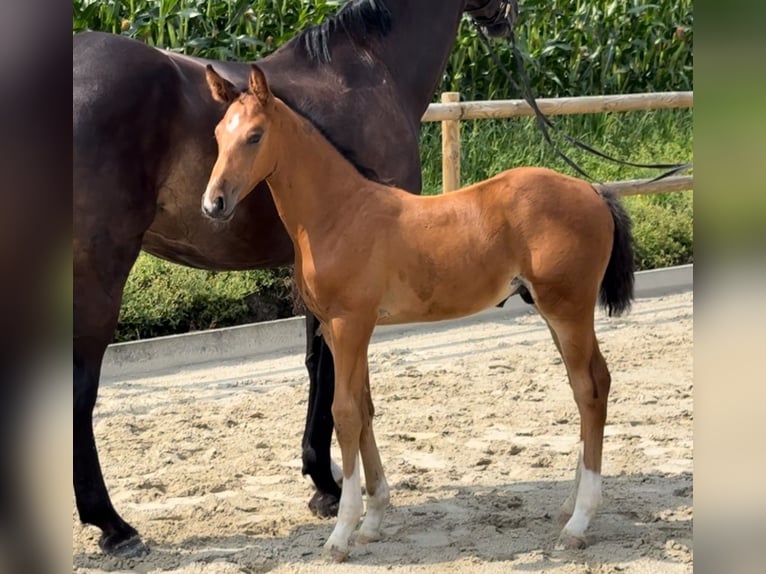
[322,316,376,562]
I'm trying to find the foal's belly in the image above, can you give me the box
[376,268,515,326]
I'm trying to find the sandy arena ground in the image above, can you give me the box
[73,291,693,574]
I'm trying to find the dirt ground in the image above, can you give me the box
[73,291,693,574]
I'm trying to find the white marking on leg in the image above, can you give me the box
[331,458,343,485]
[303,458,342,488]
[226,113,240,133]
[324,455,362,559]
[358,475,390,543]
[561,466,602,540]
[560,442,583,521]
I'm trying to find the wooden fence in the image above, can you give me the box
[421,91,693,194]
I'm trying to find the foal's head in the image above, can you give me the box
[202,64,277,221]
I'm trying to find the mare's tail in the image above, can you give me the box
[598,188,635,317]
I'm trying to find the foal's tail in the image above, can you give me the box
[598,188,635,317]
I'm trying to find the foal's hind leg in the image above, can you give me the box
[541,319,583,526]
[539,309,611,549]
[357,372,390,544]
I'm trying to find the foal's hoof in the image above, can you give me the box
[308,489,340,519]
[356,530,382,545]
[322,545,349,563]
[555,533,587,550]
[99,532,149,558]
[557,510,573,527]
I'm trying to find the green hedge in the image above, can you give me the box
[627,192,693,271]
[116,260,295,342]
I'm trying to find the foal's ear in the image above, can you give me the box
[249,64,272,107]
[206,65,238,105]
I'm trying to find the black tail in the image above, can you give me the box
[599,188,635,317]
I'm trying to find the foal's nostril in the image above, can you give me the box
[215,196,225,213]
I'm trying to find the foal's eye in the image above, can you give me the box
[246,132,262,145]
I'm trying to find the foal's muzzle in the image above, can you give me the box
[202,192,232,220]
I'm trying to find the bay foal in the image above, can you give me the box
[203,65,635,561]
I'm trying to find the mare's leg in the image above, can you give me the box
[537,299,611,550]
[322,316,375,562]
[74,154,157,555]
[74,235,149,556]
[357,372,390,544]
[302,312,342,518]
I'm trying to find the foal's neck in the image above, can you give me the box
[266,99,375,236]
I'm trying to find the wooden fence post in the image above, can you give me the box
[441,91,460,192]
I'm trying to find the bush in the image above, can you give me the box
[115,256,294,342]
[625,192,693,270]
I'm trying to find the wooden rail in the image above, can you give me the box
[422,91,693,122]
[424,91,693,195]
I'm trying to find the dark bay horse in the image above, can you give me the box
[203,64,634,561]
[73,0,513,557]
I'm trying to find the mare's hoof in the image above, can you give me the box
[322,545,349,563]
[555,533,587,550]
[308,489,340,519]
[99,532,149,558]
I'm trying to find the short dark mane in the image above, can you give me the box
[298,0,392,63]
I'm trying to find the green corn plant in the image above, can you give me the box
[73,0,340,59]
[440,0,692,100]
[74,1,692,97]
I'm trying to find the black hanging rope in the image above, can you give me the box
[470,15,692,184]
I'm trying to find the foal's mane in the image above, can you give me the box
[298,0,392,63]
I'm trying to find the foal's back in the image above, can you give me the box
[392,166,613,263]
[370,167,614,324]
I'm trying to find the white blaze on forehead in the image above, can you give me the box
[226,113,240,133]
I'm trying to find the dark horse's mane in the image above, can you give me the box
[288,103,392,187]
[297,0,392,63]
[275,0,395,184]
